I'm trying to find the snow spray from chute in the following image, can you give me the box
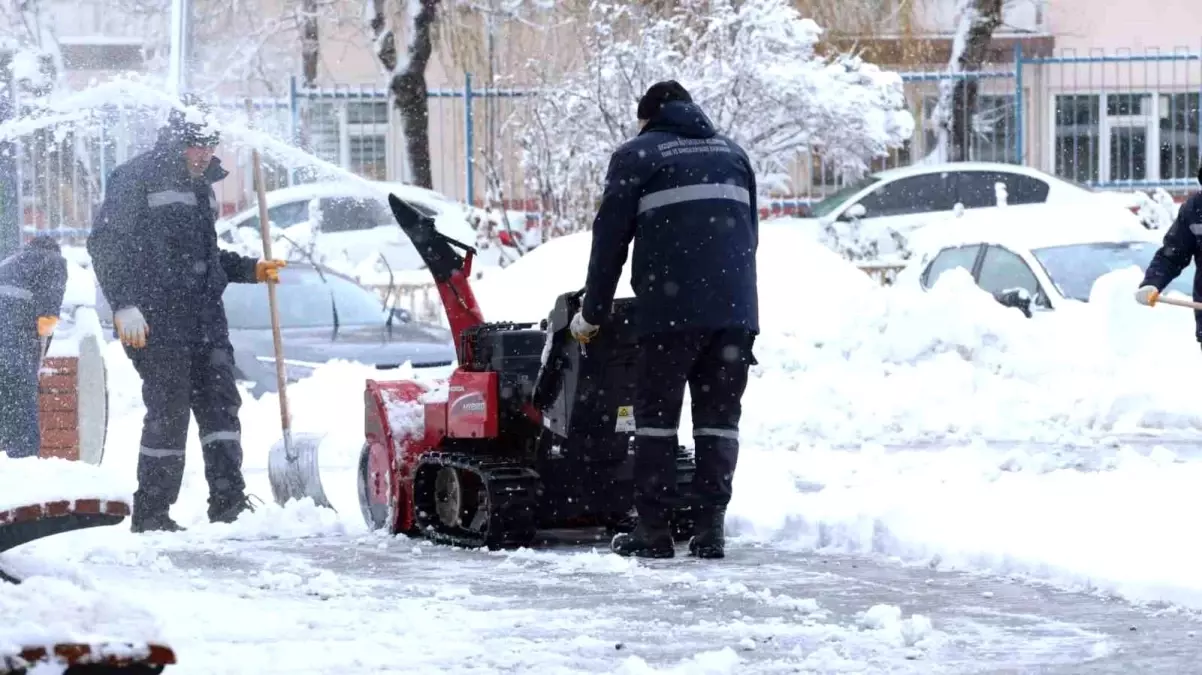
[0,76,400,202]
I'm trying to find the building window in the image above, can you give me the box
[303,99,391,181]
[1053,92,1198,186]
[1054,94,1100,184]
[1160,93,1200,183]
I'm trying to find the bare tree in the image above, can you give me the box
[933,0,1004,162]
[370,0,440,189]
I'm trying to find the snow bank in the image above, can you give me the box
[0,575,164,659]
[725,439,1202,610]
[0,456,133,513]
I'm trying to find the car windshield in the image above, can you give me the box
[222,267,389,329]
[1031,241,1193,301]
[807,175,883,218]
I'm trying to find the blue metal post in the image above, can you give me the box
[1014,43,1024,165]
[288,75,300,185]
[0,53,17,256]
[465,72,474,205]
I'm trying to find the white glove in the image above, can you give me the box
[570,311,599,344]
[1134,285,1160,307]
[114,306,149,348]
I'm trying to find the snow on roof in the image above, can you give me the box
[904,202,1156,258]
[868,161,1088,190]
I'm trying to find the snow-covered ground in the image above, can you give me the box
[9,214,1202,672]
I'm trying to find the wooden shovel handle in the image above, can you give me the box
[245,100,292,442]
[1155,295,1202,311]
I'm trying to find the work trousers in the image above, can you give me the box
[632,327,756,526]
[127,342,246,515]
[0,357,40,459]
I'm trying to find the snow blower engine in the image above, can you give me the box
[357,194,696,549]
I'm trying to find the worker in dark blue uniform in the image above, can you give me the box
[571,81,759,559]
[1136,168,1202,334]
[0,236,67,459]
[87,95,286,532]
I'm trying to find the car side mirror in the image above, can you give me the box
[840,203,867,221]
[994,287,1033,318]
[391,307,413,323]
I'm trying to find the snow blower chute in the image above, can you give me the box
[353,194,698,548]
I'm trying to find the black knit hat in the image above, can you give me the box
[26,235,60,254]
[166,93,221,147]
[637,80,692,121]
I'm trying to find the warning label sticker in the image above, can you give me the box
[615,405,635,433]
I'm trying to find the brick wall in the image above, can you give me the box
[38,357,80,461]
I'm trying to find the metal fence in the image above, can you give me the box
[13,45,1202,244]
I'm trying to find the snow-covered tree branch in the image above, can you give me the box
[508,0,915,237]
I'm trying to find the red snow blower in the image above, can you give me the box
[352,194,697,548]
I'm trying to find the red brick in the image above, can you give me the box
[39,393,77,412]
[38,374,77,393]
[39,411,76,431]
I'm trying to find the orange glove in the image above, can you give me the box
[256,259,286,283]
[37,316,57,337]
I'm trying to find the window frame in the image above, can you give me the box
[974,244,1052,309]
[1049,91,1201,187]
[849,172,959,219]
[921,244,985,289]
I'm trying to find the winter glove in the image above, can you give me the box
[1135,285,1160,307]
[37,316,57,337]
[256,259,287,283]
[570,311,599,344]
[114,306,149,349]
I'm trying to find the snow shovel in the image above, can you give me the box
[243,110,333,510]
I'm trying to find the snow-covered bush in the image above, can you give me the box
[509,0,915,237]
[1133,188,1180,231]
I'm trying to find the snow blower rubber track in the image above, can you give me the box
[0,499,129,584]
[413,452,541,549]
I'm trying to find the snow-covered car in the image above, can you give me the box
[795,162,1117,258]
[92,263,457,395]
[909,214,1190,316]
[215,180,501,274]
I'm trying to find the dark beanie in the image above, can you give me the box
[26,235,60,254]
[637,80,692,121]
[166,93,221,147]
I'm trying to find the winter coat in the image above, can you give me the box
[580,100,760,336]
[1141,192,1202,341]
[0,245,67,376]
[87,136,259,348]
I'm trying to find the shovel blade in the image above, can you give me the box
[266,431,335,511]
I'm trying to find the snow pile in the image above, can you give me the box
[724,438,1202,609]
[0,575,165,659]
[479,218,1202,444]
[0,456,133,513]
[1131,188,1181,230]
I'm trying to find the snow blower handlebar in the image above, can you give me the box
[386,194,486,359]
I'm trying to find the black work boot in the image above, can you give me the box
[131,510,185,534]
[688,508,726,559]
[208,492,263,524]
[611,521,675,558]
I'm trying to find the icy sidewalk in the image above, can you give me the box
[725,439,1202,611]
[5,519,1187,675]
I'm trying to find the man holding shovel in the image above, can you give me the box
[88,95,286,533]
[1135,167,1202,332]
[0,236,67,459]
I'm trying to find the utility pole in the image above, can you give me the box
[167,0,193,95]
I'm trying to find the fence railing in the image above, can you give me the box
[12,45,1202,247]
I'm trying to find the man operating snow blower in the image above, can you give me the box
[1135,166,1202,324]
[570,80,759,559]
[87,95,286,533]
[0,236,67,459]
